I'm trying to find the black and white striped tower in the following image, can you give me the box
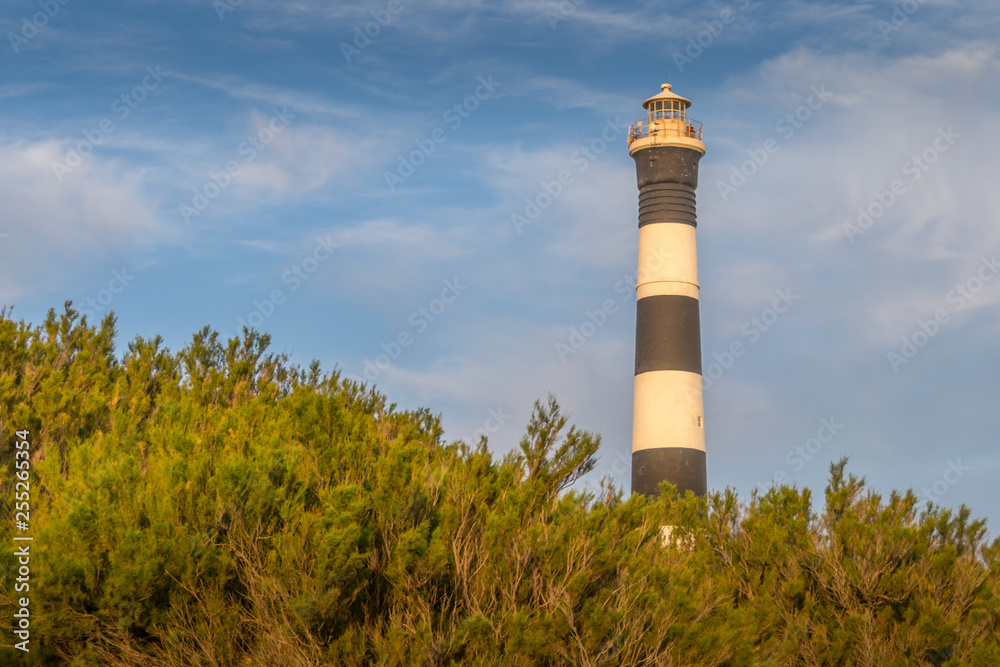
[627,82,707,499]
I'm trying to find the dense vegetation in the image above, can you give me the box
[1,303,999,666]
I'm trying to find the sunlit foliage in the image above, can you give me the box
[1,304,998,665]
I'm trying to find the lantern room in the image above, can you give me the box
[644,83,691,120]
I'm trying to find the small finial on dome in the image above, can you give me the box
[661,83,671,91]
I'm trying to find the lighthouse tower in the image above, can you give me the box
[627,82,707,498]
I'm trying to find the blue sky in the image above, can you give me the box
[2,0,999,522]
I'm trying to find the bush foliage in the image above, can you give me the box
[1,304,998,665]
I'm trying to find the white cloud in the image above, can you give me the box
[0,140,167,302]
[485,141,636,269]
[0,83,47,100]
[329,218,469,257]
[172,72,364,119]
[697,44,1000,346]
[236,116,371,194]
[365,313,634,459]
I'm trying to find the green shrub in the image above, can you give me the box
[1,304,997,665]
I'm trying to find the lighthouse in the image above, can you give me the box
[627,82,707,499]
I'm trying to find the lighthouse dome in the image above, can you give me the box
[642,83,692,111]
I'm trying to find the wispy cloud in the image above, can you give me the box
[0,140,167,301]
[171,71,366,119]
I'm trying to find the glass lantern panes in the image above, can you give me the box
[649,99,685,121]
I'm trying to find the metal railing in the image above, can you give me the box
[628,117,704,144]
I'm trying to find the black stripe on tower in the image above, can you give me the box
[634,295,702,375]
[632,448,707,497]
[633,145,701,189]
[638,183,696,228]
